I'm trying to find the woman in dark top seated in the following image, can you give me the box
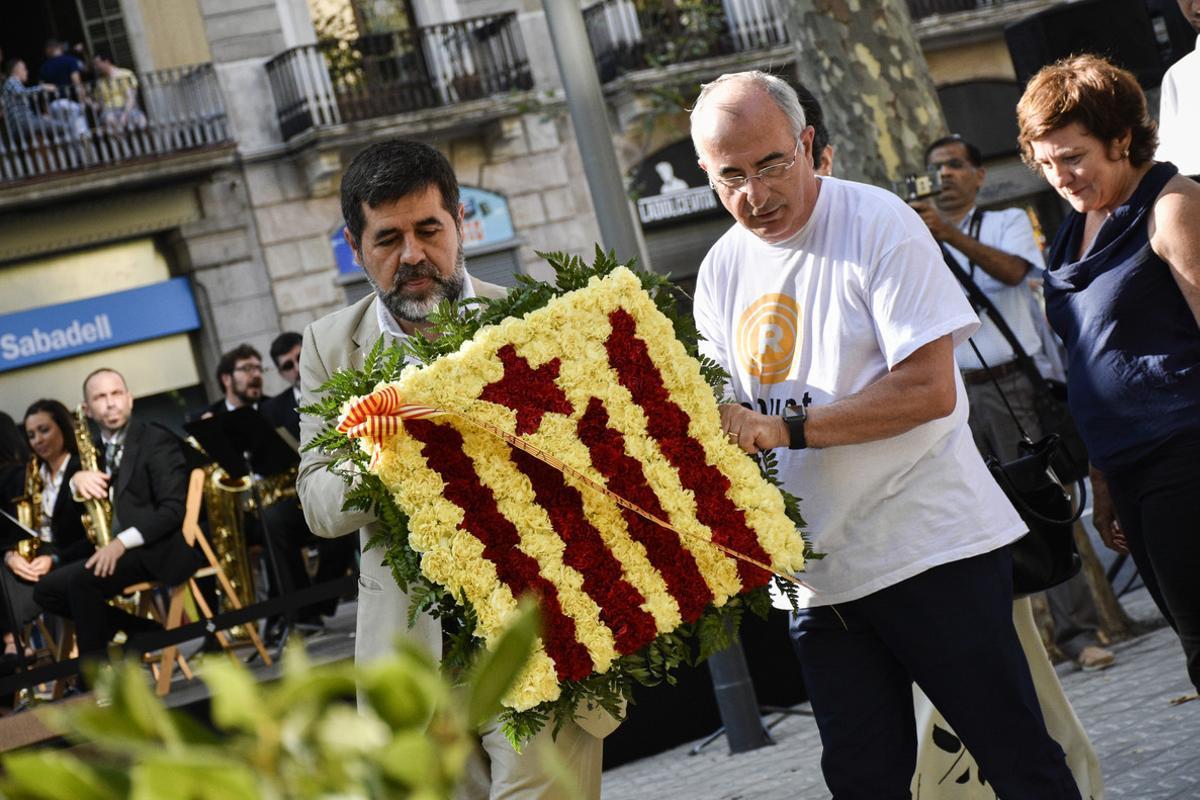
[1017,54,1200,693]
[1,400,92,664]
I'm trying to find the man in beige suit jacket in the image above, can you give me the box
[298,139,605,799]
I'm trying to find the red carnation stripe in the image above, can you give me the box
[405,418,594,682]
[577,398,713,622]
[606,308,773,588]
[510,448,659,655]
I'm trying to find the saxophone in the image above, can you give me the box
[13,459,43,561]
[73,405,113,549]
[185,437,256,640]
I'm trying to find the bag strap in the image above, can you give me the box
[967,208,983,279]
[939,221,1050,398]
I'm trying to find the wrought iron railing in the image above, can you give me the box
[267,12,533,140]
[0,63,231,184]
[583,0,789,82]
[906,0,1030,21]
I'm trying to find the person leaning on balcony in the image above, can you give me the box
[37,39,87,137]
[690,70,1081,798]
[91,51,146,132]
[297,138,609,800]
[1,59,70,140]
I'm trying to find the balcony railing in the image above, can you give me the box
[267,12,534,140]
[0,63,231,185]
[906,0,1029,21]
[583,0,789,82]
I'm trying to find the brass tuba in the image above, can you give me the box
[13,459,44,561]
[73,405,113,549]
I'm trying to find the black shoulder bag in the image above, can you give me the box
[940,215,1083,594]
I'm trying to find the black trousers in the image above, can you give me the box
[258,497,356,617]
[34,548,168,655]
[1107,432,1200,691]
[789,548,1079,800]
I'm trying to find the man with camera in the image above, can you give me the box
[911,134,1114,672]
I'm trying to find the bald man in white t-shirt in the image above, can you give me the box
[689,70,1080,799]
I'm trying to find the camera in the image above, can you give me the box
[892,170,943,203]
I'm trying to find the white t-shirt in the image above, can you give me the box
[1158,45,1200,176]
[945,206,1045,371]
[693,176,1026,608]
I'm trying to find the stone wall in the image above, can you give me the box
[241,157,345,362]
[453,110,602,281]
[168,167,288,397]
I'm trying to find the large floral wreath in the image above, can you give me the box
[306,250,814,746]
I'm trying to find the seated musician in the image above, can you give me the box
[34,369,201,658]
[0,401,92,665]
[205,342,355,636]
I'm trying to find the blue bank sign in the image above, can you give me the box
[0,278,200,372]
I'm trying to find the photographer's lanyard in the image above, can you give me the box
[965,208,984,278]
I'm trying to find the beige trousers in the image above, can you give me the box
[456,719,603,800]
[911,596,1104,799]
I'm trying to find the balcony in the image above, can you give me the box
[0,63,232,187]
[584,0,790,83]
[266,12,534,141]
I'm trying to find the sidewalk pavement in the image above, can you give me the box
[601,587,1200,799]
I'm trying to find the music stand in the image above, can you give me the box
[185,407,300,658]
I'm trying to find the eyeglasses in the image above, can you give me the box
[710,141,802,191]
[277,359,297,372]
[233,364,263,374]
[928,158,969,171]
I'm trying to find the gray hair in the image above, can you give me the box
[690,71,808,151]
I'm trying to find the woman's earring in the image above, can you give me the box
[1122,148,1130,159]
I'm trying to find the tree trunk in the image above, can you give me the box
[782,0,947,187]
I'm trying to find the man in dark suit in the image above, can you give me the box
[206,341,354,633]
[34,368,200,656]
[263,332,302,441]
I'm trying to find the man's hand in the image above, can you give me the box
[1089,468,1128,554]
[85,539,127,577]
[910,199,956,241]
[4,552,52,582]
[72,470,110,501]
[719,404,788,454]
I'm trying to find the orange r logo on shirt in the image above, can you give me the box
[736,294,801,384]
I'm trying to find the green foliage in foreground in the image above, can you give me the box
[0,604,542,800]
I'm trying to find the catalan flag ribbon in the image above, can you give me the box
[345,268,805,711]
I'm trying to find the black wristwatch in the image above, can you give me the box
[782,401,807,450]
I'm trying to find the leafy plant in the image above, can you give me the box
[0,603,541,800]
[302,247,813,747]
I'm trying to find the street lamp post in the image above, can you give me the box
[541,0,644,266]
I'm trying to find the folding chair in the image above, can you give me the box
[125,468,273,695]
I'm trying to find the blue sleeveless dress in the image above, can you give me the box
[1043,162,1200,473]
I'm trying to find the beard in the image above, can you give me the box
[369,246,466,324]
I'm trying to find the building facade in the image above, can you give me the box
[1,0,1190,424]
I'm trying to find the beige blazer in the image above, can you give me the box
[298,279,506,666]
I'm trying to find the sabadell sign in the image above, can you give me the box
[0,278,201,372]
